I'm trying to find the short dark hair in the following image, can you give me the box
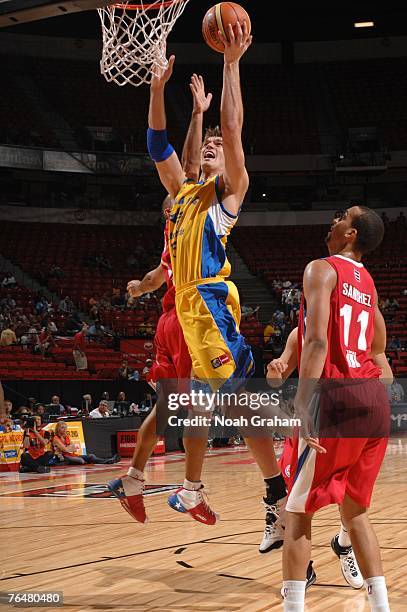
[352,206,384,255]
[204,126,222,141]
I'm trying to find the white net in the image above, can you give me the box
[98,0,190,87]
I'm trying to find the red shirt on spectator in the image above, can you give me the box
[73,331,86,352]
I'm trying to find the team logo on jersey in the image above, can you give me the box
[284,464,291,478]
[353,268,361,283]
[211,353,231,369]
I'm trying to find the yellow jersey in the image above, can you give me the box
[168,175,238,289]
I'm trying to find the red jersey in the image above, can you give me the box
[73,331,86,352]
[160,220,175,312]
[298,254,380,379]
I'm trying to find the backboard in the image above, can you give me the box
[0,0,112,27]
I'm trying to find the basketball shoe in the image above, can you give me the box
[331,534,364,589]
[259,496,286,553]
[168,485,219,525]
[107,475,147,524]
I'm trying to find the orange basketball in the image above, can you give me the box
[202,2,251,54]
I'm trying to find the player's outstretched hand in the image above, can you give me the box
[151,54,175,90]
[190,74,212,114]
[219,21,252,64]
[266,359,288,387]
[127,280,143,298]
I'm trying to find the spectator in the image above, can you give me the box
[388,336,402,350]
[389,377,405,404]
[118,360,134,380]
[35,297,51,316]
[20,415,54,474]
[53,421,119,465]
[34,404,47,421]
[73,323,88,371]
[273,308,285,328]
[101,391,110,402]
[27,324,40,349]
[50,395,65,415]
[88,320,106,342]
[65,312,82,335]
[0,324,17,346]
[114,392,129,416]
[263,321,276,346]
[142,358,153,379]
[82,394,93,416]
[59,296,75,314]
[139,393,154,414]
[4,399,13,418]
[129,369,140,381]
[89,400,111,418]
[1,274,17,288]
[37,327,55,356]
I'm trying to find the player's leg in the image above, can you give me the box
[330,516,363,589]
[282,510,312,611]
[245,436,287,552]
[108,405,159,523]
[341,494,389,611]
[340,433,390,610]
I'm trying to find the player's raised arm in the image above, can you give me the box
[218,21,252,216]
[148,56,185,198]
[181,74,212,181]
[127,264,166,299]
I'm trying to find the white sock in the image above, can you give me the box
[282,580,306,612]
[127,467,144,480]
[338,523,351,547]
[183,478,202,491]
[365,576,390,612]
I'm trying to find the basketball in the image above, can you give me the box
[202,2,251,53]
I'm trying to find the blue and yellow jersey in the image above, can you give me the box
[168,175,238,289]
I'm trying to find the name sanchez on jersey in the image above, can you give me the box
[342,282,372,307]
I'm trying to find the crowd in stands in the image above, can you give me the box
[1,214,407,378]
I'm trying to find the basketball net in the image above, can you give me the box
[98,0,190,87]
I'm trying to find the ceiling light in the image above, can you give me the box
[354,21,374,28]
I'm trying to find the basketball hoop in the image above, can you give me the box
[98,0,191,87]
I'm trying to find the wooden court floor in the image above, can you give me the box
[0,439,406,611]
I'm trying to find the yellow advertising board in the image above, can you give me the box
[0,431,24,471]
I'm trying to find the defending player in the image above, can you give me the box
[267,326,392,591]
[281,207,391,612]
[147,23,288,539]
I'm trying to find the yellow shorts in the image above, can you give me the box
[175,278,254,391]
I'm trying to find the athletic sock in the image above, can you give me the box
[364,576,390,611]
[127,467,144,480]
[282,580,306,612]
[264,472,287,503]
[338,523,351,548]
[183,479,202,491]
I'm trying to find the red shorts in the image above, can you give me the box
[285,379,390,513]
[147,307,191,384]
[286,435,388,513]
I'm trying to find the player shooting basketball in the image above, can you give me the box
[144,22,289,543]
